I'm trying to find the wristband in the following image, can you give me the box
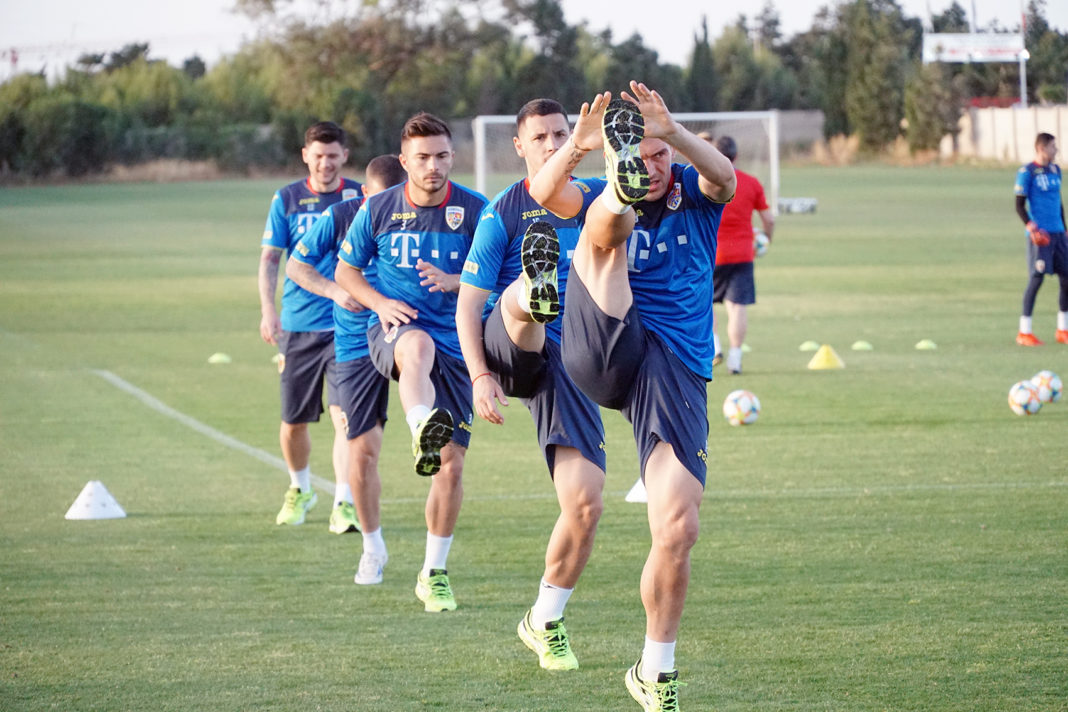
[472,372,493,385]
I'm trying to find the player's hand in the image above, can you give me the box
[417,260,460,293]
[571,93,610,152]
[327,283,365,313]
[375,299,417,330]
[472,372,508,425]
[1027,221,1050,246]
[259,312,281,345]
[621,81,676,140]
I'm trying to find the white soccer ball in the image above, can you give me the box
[754,231,769,258]
[1030,370,1062,403]
[1007,380,1042,416]
[723,389,760,426]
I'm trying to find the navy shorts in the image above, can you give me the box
[483,302,607,476]
[277,329,339,424]
[712,261,756,305]
[561,274,709,485]
[335,356,389,440]
[367,323,473,448]
[1028,231,1068,277]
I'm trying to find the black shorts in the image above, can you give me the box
[1028,232,1068,277]
[712,261,756,305]
[367,323,473,448]
[561,273,709,485]
[277,329,339,424]
[335,356,389,440]
[483,302,606,475]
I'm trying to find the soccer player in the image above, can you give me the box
[455,98,607,671]
[709,134,774,374]
[1013,132,1067,346]
[335,113,488,611]
[258,121,362,533]
[529,82,735,711]
[285,155,408,585]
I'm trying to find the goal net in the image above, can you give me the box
[472,111,780,212]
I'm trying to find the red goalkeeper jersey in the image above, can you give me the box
[715,169,768,265]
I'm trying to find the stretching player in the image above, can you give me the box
[258,121,362,533]
[530,82,735,711]
[1014,132,1068,346]
[455,98,607,671]
[336,113,488,611]
[286,155,407,584]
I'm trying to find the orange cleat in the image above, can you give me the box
[1016,332,1044,346]
[1056,329,1068,344]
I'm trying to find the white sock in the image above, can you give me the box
[289,466,311,492]
[515,283,532,313]
[641,637,677,679]
[1058,311,1068,330]
[405,404,433,437]
[422,532,453,573]
[1020,315,1033,334]
[726,347,743,372]
[362,528,386,557]
[334,482,353,506]
[598,189,632,215]
[530,579,574,628]
[712,332,721,356]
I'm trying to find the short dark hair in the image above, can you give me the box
[365,154,406,188]
[305,121,346,147]
[401,112,452,144]
[715,135,738,162]
[516,98,567,131]
[1036,132,1056,149]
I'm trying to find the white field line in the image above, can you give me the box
[92,369,1066,504]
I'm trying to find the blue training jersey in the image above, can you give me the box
[262,177,363,332]
[292,197,376,363]
[339,181,488,361]
[1015,162,1064,232]
[461,178,594,344]
[574,164,725,379]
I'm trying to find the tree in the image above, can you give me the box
[687,17,718,111]
[843,0,912,151]
[904,61,959,152]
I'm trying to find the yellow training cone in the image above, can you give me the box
[915,339,937,350]
[799,340,820,352]
[807,344,845,370]
[851,340,874,351]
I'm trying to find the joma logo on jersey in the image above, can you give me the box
[446,206,465,230]
[522,208,547,220]
[391,211,418,221]
[696,448,707,463]
[299,197,320,206]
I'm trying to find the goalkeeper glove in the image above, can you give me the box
[1027,221,1050,246]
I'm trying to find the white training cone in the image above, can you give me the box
[625,478,648,503]
[65,480,127,520]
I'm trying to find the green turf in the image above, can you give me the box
[0,165,1065,711]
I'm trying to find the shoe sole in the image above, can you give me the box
[517,616,578,671]
[276,491,318,525]
[521,221,560,324]
[624,665,648,709]
[602,99,649,204]
[413,409,453,477]
[329,520,360,534]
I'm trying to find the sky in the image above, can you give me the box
[1,0,1065,80]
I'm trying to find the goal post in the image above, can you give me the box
[472,110,780,213]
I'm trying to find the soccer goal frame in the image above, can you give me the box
[472,110,780,212]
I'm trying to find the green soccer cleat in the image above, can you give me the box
[412,408,453,477]
[328,501,360,534]
[625,658,685,712]
[415,568,457,612]
[602,99,650,205]
[520,221,561,324]
[517,610,579,671]
[275,486,317,526]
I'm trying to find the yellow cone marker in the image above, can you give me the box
[807,344,845,370]
[851,340,874,351]
[799,340,820,352]
[207,352,232,364]
[915,339,937,350]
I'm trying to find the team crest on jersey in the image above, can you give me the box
[445,206,465,230]
[342,188,359,201]
[667,182,682,210]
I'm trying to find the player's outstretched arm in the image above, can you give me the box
[258,246,283,344]
[335,260,417,329]
[529,92,611,218]
[456,285,508,425]
[286,256,363,312]
[621,81,736,202]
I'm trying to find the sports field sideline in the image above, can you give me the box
[0,164,1065,711]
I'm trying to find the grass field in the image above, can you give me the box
[1,165,1065,711]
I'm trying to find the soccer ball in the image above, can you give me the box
[723,389,760,426]
[1007,380,1042,416]
[754,231,769,258]
[1030,370,1062,403]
